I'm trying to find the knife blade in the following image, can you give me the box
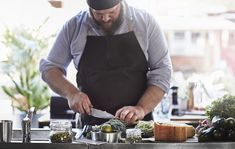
[91,108,115,119]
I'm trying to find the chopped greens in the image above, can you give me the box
[206,94,235,120]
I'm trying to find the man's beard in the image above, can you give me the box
[90,6,123,35]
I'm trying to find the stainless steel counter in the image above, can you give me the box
[0,142,87,149]
[89,143,235,149]
[2,128,233,149]
[1,142,235,149]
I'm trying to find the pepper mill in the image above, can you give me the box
[171,86,179,116]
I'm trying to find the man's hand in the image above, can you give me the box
[67,91,93,115]
[115,106,146,124]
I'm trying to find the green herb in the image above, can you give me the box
[135,120,154,137]
[104,119,126,133]
[125,136,142,144]
[206,94,235,120]
[50,132,72,143]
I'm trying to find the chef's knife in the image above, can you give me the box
[91,108,115,119]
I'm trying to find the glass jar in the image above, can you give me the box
[49,120,72,143]
[125,128,142,144]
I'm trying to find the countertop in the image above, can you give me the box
[2,135,235,149]
[1,141,235,149]
[4,117,234,149]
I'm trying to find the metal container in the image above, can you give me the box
[91,131,120,143]
[0,120,13,143]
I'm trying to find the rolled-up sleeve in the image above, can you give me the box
[39,21,74,80]
[146,15,172,93]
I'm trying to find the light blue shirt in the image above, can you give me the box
[39,1,172,93]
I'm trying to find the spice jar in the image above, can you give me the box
[49,120,73,143]
[125,128,142,144]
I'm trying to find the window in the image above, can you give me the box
[169,31,205,56]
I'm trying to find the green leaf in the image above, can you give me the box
[206,94,235,120]
[1,86,15,98]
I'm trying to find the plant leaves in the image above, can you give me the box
[0,21,54,112]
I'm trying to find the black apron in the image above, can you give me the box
[76,31,152,125]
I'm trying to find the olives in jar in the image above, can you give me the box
[49,120,73,143]
[125,128,142,144]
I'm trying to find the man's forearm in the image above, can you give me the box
[137,85,165,116]
[42,67,79,99]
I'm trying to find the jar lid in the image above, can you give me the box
[50,120,72,129]
[126,128,142,136]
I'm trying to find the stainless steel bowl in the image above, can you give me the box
[91,131,120,143]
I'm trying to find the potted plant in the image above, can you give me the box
[0,20,54,114]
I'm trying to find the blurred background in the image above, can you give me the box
[0,0,234,127]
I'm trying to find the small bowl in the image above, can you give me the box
[91,131,120,143]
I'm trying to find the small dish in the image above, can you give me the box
[91,130,120,143]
